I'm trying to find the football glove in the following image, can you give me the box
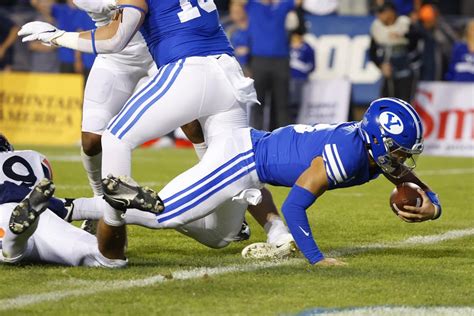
[18,21,65,46]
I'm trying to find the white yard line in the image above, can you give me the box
[0,228,473,311]
[298,306,474,316]
[328,228,474,257]
[416,168,474,176]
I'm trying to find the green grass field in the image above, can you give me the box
[1,147,473,315]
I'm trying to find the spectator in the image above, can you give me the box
[48,0,80,73]
[73,9,96,80]
[369,2,418,102]
[0,11,19,72]
[289,28,315,122]
[445,19,474,82]
[228,0,250,76]
[374,0,421,16]
[28,0,59,73]
[245,0,301,131]
[414,4,458,81]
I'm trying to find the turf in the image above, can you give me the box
[0,147,473,315]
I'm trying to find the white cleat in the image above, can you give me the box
[241,240,298,260]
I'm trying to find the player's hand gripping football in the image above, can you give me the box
[18,21,65,46]
[397,189,437,223]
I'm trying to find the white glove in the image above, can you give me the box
[18,21,65,46]
[73,0,117,14]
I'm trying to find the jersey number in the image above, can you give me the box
[178,0,217,23]
[2,156,37,187]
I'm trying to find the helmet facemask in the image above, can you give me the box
[376,136,423,178]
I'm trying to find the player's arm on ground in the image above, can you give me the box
[18,0,147,54]
[383,171,442,222]
[281,157,344,266]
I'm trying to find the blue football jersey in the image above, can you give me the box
[141,0,234,67]
[251,123,382,189]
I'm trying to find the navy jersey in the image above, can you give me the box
[251,123,381,189]
[141,0,234,67]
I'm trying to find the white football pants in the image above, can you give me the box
[0,203,126,267]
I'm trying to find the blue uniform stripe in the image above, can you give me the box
[108,65,168,131]
[162,149,254,204]
[329,145,346,180]
[158,166,257,223]
[162,155,255,214]
[110,63,175,135]
[117,60,185,139]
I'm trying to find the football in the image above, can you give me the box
[389,182,423,215]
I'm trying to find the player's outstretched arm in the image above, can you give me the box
[18,0,147,55]
[383,171,442,222]
[281,157,344,266]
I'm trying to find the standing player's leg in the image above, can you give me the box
[98,56,247,259]
[81,57,149,197]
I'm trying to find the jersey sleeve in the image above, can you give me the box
[321,135,367,190]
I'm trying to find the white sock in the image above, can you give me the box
[70,196,106,221]
[192,142,208,160]
[264,217,292,246]
[101,131,132,178]
[81,149,103,196]
[103,203,126,226]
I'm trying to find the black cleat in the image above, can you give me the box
[9,178,55,234]
[102,175,164,214]
[233,219,251,242]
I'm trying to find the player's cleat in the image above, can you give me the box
[241,240,298,260]
[81,219,98,235]
[102,175,164,214]
[232,219,251,242]
[9,178,55,234]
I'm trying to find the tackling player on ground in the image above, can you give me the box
[98,98,442,265]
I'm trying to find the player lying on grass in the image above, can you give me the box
[99,98,443,266]
[0,134,294,266]
[0,135,125,267]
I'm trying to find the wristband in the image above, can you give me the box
[426,191,442,220]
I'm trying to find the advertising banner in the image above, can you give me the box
[413,82,474,157]
[297,78,351,124]
[304,14,382,105]
[0,72,83,146]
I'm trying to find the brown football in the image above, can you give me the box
[389,182,423,215]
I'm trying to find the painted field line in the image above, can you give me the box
[1,228,473,311]
[328,228,474,257]
[298,306,474,315]
[0,260,301,311]
[417,168,474,176]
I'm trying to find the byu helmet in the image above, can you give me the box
[0,134,14,152]
[359,98,424,177]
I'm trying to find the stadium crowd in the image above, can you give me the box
[1,0,473,130]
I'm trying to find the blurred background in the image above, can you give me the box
[0,0,473,157]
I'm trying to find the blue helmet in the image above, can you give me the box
[0,134,14,152]
[358,98,424,177]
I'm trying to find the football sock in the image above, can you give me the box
[70,196,104,221]
[81,149,103,196]
[264,217,292,246]
[192,142,208,160]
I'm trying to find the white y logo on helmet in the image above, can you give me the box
[379,112,404,135]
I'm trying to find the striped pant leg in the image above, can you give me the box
[175,199,247,249]
[155,134,257,229]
